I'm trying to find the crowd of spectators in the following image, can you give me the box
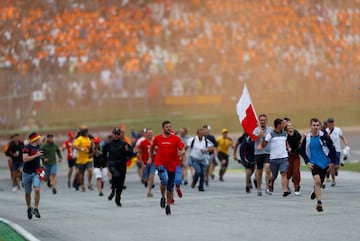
[0,0,359,110]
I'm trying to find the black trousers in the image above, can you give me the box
[109,164,127,197]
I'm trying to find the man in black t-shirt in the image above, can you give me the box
[22,132,44,219]
[5,133,24,192]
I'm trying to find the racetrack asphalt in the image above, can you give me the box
[0,128,359,241]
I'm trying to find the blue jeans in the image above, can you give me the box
[191,157,208,188]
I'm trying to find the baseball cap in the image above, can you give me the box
[327,117,334,123]
[93,136,101,143]
[113,127,122,135]
[222,128,228,133]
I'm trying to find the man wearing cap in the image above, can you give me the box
[326,117,350,186]
[103,128,134,207]
[41,134,62,194]
[216,128,233,182]
[73,128,92,192]
[62,131,76,188]
[22,132,43,219]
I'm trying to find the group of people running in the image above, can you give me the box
[3,115,350,218]
[233,115,350,212]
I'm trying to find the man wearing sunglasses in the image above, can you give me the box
[103,128,134,207]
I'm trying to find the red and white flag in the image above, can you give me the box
[236,84,258,141]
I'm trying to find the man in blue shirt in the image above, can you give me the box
[300,118,336,212]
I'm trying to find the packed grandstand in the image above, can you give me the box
[0,0,359,118]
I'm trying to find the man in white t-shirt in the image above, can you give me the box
[262,118,290,197]
[187,128,215,192]
[326,117,350,186]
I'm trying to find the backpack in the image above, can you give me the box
[190,136,208,149]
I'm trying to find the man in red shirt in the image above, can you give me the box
[136,128,155,197]
[62,132,75,188]
[149,121,185,215]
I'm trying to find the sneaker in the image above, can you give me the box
[99,192,104,196]
[108,190,115,201]
[176,188,183,198]
[191,182,196,188]
[321,184,326,189]
[165,205,171,215]
[265,188,272,195]
[27,207,33,220]
[245,186,250,193]
[160,197,166,208]
[326,178,331,182]
[33,208,41,218]
[147,192,153,197]
[52,188,57,194]
[183,180,188,185]
[294,191,301,196]
[283,191,290,197]
[331,182,336,187]
[316,204,323,212]
[257,190,262,196]
[47,180,51,188]
[335,171,338,176]
[198,187,205,192]
[310,191,316,200]
[12,186,17,192]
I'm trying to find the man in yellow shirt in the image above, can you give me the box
[217,129,233,182]
[73,128,92,192]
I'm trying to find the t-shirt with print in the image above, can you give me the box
[153,134,184,172]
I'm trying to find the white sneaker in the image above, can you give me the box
[12,186,17,192]
[294,191,301,196]
[265,188,272,195]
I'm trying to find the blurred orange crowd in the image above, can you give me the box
[0,0,359,98]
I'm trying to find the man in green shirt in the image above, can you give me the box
[41,134,62,194]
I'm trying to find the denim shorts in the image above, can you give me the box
[142,162,155,181]
[175,165,182,186]
[12,161,23,171]
[45,164,57,176]
[270,157,288,179]
[157,165,175,192]
[22,172,41,193]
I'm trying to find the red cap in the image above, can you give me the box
[93,136,101,143]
